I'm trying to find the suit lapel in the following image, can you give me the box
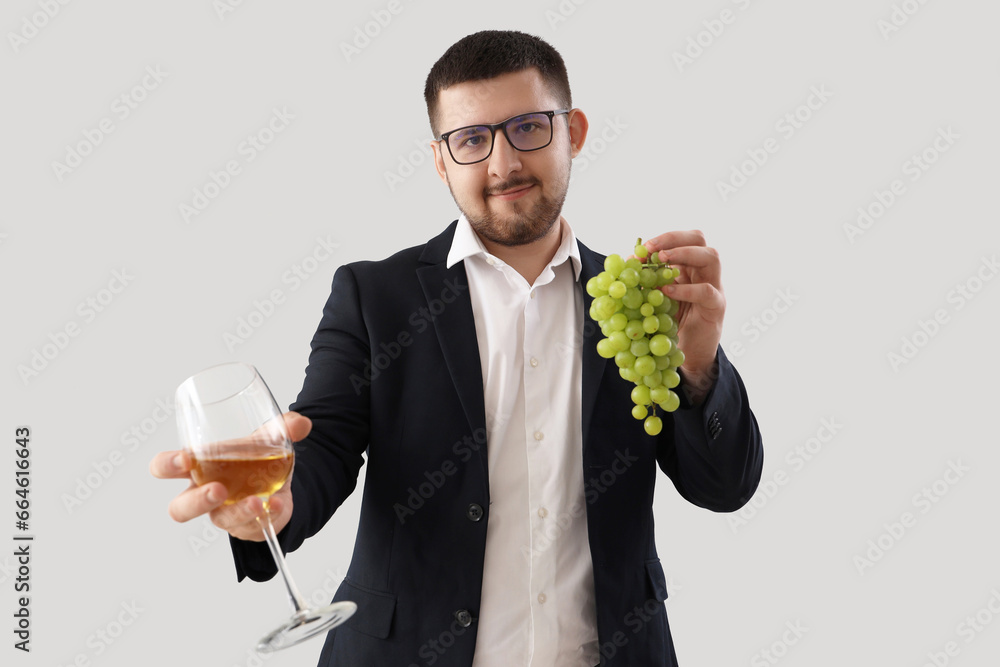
[416,223,488,467]
[577,240,608,458]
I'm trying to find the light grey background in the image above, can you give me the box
[3,1,999,665]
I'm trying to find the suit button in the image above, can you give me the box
[455,609,473,627]
[466,503,484,522]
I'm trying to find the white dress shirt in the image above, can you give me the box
[446,214,600,667]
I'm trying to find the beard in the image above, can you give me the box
[449,170,570,247]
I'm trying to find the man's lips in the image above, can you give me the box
[489,184,534,201]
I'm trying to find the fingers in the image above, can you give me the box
[284,411,312,443]
[663,282,726,313]
[209,490,291,542]
[149,450,192,479]
[654,244,719,270]
[167,481,228,523]
[644,230,707,253]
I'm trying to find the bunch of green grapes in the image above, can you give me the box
[587,239,685,436]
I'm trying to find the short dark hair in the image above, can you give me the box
[424,30,572,137]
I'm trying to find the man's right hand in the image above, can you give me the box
[149,412,311,542]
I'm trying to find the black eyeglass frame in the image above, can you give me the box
[438,109,571,165]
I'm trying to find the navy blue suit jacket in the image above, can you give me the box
[231,221,763,666]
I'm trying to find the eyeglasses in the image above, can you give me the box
[438,109,570,165]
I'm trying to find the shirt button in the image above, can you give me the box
[530,291,536,299]
[534,431,544,441]
[529,357,539,368]
[486,258,495,266]
[455,609,473,627]
[537,593,547,604]
[537,507,548,518]
[466,503,484,522]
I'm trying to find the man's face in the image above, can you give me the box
[431,68,587,247]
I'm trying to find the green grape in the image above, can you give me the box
[596,338,617,358]
[625,319,645,341]
[633,355,656,376]
[609,330,630,352]
[648,334,672,356]
[630,338,650,357]
[595,271,615,291]
[622,288,643,310]
[589,238,685,428]
[593,295,617,320]
[631,385,651,405]
[587,277,606,297]
[615,350,637,369]
[604,254,625,277]
[619,268,640,288]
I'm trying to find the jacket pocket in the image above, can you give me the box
[334,579,397,639]
[644,558,669,603]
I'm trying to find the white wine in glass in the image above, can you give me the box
[175,362,356,652]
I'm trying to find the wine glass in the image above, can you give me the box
[175,361,356,652]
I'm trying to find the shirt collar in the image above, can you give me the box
[446,213,583,281]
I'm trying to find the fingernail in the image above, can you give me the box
[206,486,220,504]
[172,453,184,469]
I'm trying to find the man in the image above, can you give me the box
[152,30,763,666]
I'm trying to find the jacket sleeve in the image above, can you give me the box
[657,345,764,512]
[230,264,372,581]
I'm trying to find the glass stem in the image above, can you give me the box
[256,502,309,615]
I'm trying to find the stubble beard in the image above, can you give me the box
[449,170,570,248]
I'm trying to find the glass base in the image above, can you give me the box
[256,601,357,653]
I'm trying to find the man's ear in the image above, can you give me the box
[431,140,449,185]
[567,108,589,159]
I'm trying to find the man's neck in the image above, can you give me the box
[477,218,565,286]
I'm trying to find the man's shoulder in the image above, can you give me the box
[341,220,458,279]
